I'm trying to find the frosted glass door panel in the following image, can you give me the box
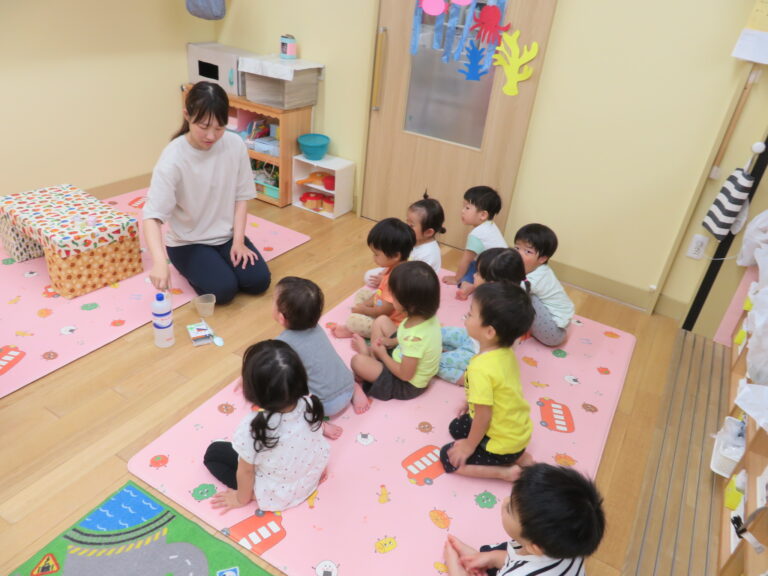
[404,10,493,149]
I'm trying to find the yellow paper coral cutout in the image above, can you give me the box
[492,30,539,96]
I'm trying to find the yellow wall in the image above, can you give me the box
[505,0,760,317]
[217,0,379,203]
[0,1,216,193]
[3,0,764,336]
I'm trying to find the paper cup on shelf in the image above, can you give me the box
[193,294,216,317]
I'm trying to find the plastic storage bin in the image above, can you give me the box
[298,133,329,160]
[710,416,746,477]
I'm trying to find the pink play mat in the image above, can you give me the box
[129,278,636,576]
[0,189,309,399]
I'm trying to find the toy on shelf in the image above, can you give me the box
[299,192,324,211]
[296,171,331,187]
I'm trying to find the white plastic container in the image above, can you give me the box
[710,416,746,478]
[152,292,175,348]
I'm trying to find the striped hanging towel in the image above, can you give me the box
[702,168,754,241]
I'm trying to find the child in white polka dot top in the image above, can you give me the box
[203,340,330,511]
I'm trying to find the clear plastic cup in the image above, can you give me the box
[193,294,216,317]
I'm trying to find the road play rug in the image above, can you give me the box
[9,481,269,576]
[0,189,309,399]
[128,277,635,576]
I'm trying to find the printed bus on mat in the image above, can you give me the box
[0,345,25,375]
[537,397,575,433]
[227,510,286,555]
[402,445,444,485]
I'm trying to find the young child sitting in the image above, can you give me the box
[333,217,416,339]
[203,340,329,512]
[365,193,446,286]
[350,261,442,414]
[444,463,605,576]
[440,281,535,480]
[514,223,574,347]
[439,247,527,385]
[273,276,355,440]
[442,186,507,300]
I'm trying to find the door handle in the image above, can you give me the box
[371,26,387,111]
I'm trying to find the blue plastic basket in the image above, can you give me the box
[298,133,330,161]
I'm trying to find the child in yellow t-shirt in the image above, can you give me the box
[440,282,535,481]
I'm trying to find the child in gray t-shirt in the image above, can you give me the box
[274,276,354,439]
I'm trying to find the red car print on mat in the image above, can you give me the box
[402,445,444,486]
[228,510,286,555]
[0,345,25,375]
[537,397,575,433]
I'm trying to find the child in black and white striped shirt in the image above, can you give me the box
[443,464,605,576]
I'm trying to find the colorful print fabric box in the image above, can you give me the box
[0,184,142,298]
[0,184,138,258]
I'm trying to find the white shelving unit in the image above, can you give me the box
[292,154,354,219]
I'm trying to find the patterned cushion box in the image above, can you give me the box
[0,184,143,298]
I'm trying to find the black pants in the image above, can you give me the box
[203,441,239,489]
[167,236,271,305]
[439,413,525,473]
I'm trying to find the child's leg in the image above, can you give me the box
[370,314,397,346]
[529,295,568,346]
[203,441,239,489]
[456,261,477,300]
[332,288,376,338]
[439,328,475,384]
[350,347,384,414]
[322,390,354,440]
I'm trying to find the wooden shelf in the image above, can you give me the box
[718,303,768,575]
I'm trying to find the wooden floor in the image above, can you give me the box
[0,181,686,575]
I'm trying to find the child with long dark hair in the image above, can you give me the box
[143,81,271,304]
[203,340,329,511]
[350,261,442,413]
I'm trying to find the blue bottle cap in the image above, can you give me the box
[156,293,165,301]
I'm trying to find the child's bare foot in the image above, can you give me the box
[322,421,343,439]
[517,451,535,467]
[501,463,525,483]
[331,324,354,339]
[455,289,469,301]
[352,383,371,414]
[351,334,370,355]
[320,468,329,483]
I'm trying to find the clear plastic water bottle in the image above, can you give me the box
[152,292,175,348]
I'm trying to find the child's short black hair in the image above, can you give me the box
[463,186,502,219]
[367,217,416,261]
[510,464,605,559]
[409,192,446,235]
[275,276,324,331]
[476,247,526,284]
[472,282,534,347]
[514,223,559,260]
[388,261,440,319]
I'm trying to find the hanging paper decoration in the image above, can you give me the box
[492,30,539,96]
[458,40,489,81]
[452,0,472,5]
[452,0,478,61]
[410,2,424,54]
[441,3,462,62]
[422,0,447,16]
[432,10,446,50]
[470,4,510,45]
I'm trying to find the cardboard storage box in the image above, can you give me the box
[239,55,324,109]
[187,42,260,96]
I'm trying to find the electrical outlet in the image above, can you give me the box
[687,234,709,260]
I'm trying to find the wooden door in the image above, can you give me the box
[363,0,557,249]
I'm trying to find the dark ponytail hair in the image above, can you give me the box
[241,340,324,452]
[173,81,230,140]
[476,247,530,293]
[409,192,446,235]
